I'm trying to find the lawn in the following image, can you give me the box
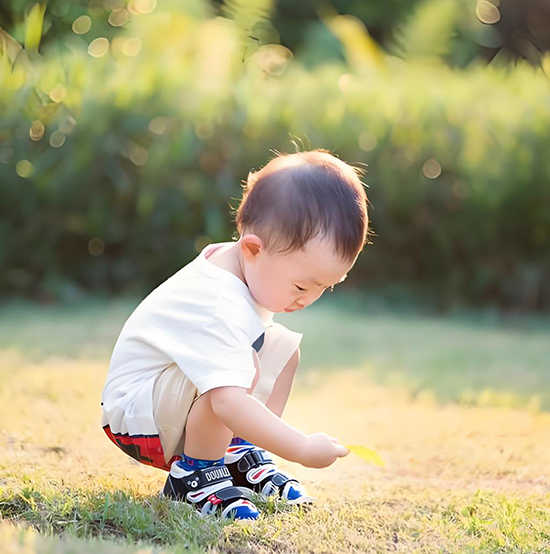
[1,294,549,553]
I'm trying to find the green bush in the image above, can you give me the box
[1,2,549,310]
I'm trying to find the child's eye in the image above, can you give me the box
[295,284,334,293]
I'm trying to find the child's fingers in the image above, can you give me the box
[329,436,350,457]
[327,435,349,456]
[336,444,350,457]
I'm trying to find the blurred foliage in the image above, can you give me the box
[0,0,549,311]
[2,0,550,68]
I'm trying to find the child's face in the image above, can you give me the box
[240,234,356,313]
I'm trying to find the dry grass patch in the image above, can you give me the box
[1,349,549,553]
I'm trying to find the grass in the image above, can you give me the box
[1,293,549,553]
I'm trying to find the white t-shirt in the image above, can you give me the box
[101,241,274,437]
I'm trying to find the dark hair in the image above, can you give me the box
[234,149,369,262]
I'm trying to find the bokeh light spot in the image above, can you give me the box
[133,0,157,15]
[49,84,67,103]
[108,9,129,27]
[16,160,34,178]
[29,121,45,141]
[88,238,105,256]
[254,45,292,76]
[338,73,354,93]
[423,158,442,179]
[49,131,66,148]
[88,38,110,58]
[72,15,92,35]
[476,1,501,24]
[130,145,148,166]
[149,116,170,135]
[121,38,142,56]
[358,132,378,152]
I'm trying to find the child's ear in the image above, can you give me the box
[241,234,263,260]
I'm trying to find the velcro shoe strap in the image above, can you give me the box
[237,449,273,473]
[184,465,233,491]
[215,485,251,503]
[270,472,298,488]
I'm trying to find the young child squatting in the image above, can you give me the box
[101,149,369,520]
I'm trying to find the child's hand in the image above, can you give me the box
[299,432,350,468]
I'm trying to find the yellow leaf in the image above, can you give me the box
[25,3,47,51]
[345,445,385,466]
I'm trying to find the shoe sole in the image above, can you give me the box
[159,490,261,520]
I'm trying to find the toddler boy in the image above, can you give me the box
[101,149,369,520]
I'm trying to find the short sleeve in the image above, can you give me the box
[160,318,257,395]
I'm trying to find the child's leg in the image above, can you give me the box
[223,342,312,504]
[163,357,263,520]
[184,345,299,458]
[182,392,234,459]
[183,352,261,459]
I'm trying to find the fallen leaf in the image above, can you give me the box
[345,445,385,466]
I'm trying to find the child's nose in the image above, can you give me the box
[298,290,323,308]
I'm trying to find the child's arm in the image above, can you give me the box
[210,386,349,468]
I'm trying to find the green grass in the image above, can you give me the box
[0,295,136,363]
[280,294,550,409]
[2,485,549,553]
[2,292,549,408]
[1,294,549,553]
[0,486,290,552]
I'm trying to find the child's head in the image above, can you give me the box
[234,149,369,313]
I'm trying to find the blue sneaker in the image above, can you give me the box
[225,444,315,505]
[162,460,260,520]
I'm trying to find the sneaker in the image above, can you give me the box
[225,444,315,505]
[162,460,260,520]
